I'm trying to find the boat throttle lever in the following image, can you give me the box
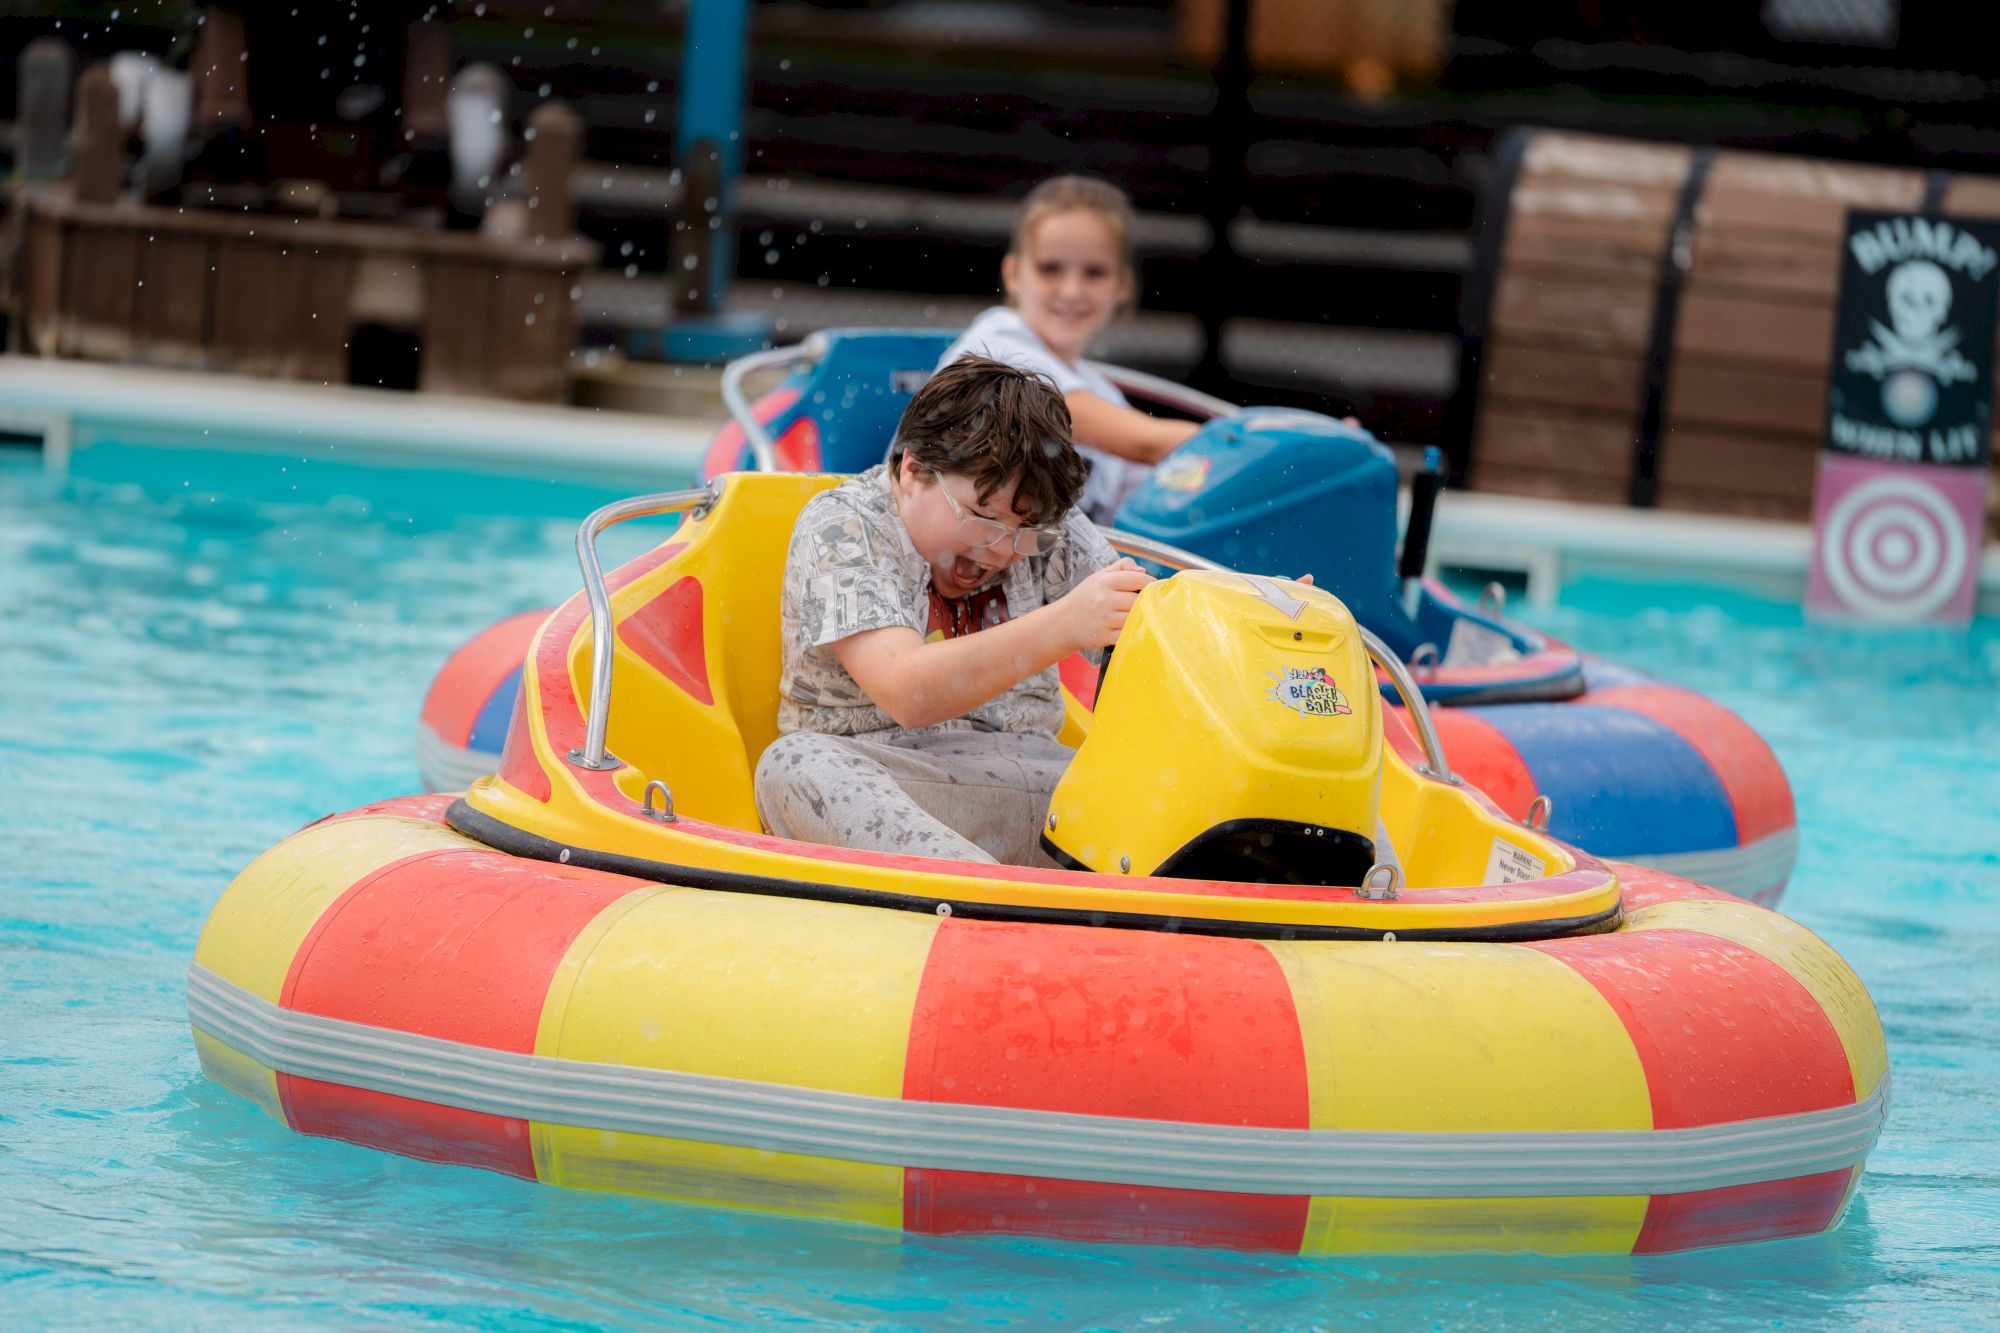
[1399,446,1445,617]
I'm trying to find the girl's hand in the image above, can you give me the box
[1059,558,1152,650]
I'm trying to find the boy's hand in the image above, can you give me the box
[1062,558,1152,650]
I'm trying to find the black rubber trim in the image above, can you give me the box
[1920,168,1951,215]
[1444,125,1531,487]
[1040,835,1095,876]
[1043,827,1615,941]
[445,800,1625,944]
[1630,145,1717,509]
[1418,668,1589,707]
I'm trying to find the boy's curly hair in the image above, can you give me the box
[889,356,1089,528]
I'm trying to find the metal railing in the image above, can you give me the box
[717,337,821,473]
[1086,361,1235,420]
[564,479,1455,786]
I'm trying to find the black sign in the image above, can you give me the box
[1822,210,2000,468]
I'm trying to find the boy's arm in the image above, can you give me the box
[1066,390,1200,465]
[833,560,1150,730]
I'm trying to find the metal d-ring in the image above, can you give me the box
[1409,642,1440,677]
[1477,581,1508,615]
[1524,794,1553,832]
[641,779,677,823]
[1356,862,1401,901]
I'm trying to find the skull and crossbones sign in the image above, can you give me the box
[1845,259,1977,385]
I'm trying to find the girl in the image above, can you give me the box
[938,175,1199,524]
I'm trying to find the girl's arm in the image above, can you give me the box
[832,561,1150,729]
[1065,390,1200,465]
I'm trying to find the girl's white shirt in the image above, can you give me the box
[938,307,1151,524]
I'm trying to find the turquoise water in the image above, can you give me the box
[3,442,1997,1329]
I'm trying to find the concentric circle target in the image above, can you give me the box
[1819,474,1967,621]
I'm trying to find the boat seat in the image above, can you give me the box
[599,472,844,832]
[596,469,1095,834]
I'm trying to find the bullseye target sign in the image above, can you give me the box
[1808,457,1979,622]
[1810,211,1997,625]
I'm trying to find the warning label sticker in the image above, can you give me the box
[1484,838,1548,885]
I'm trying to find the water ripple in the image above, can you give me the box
[4,456,1997,1328]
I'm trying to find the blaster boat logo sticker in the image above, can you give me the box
[1266,666,1351,718]
[1156,454,1212,492]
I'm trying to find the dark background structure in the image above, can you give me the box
[5,0,1999,453]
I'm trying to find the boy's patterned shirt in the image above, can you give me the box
[777,464,1117,737]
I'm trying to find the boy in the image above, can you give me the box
[755,355,1152,866]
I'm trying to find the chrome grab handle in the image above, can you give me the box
[570,484,720,771]
[1371,641,1458,785]
[1101,528,1220,578]
[1102,530,1457,785]
[1085,361,1236,420]
[719,337,820,473]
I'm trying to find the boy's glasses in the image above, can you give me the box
[932,474,1064,556]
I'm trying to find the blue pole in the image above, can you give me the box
[674,0,751,314]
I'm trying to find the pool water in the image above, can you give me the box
[3,445,1996,1329]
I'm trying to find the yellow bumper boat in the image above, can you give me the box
[187,473,1886,1254]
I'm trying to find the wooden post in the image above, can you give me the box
[394,16,454,212]
[186,4,259,199]
[16,38,74,183]
[192,6,252,137]
[522,102,581,242]
[73,64,124,204]
[403,18,451,143]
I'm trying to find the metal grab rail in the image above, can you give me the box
[1086,361,1236,421]
[718,335,1241,477]
[1104,532,1457,785]
[718,336,822,473]
[570,485,720,771]
[564,483,1454,786]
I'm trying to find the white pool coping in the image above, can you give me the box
[0,356,709,490]
[4,355,1995,618]
[1426,489,2000,618]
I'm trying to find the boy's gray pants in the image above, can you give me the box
[755,728,1075,868]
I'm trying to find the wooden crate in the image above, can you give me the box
[1460,129,2000,539]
